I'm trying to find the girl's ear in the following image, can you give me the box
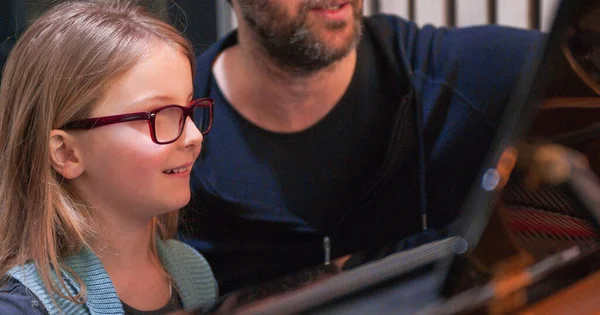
[49,130,84,180]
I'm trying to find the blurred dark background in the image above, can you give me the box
[0,0,220,83]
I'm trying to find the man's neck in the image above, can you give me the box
[213,41,357,133]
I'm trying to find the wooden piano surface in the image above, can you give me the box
[520,269,600,314]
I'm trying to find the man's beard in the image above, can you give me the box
[238,0,363,73]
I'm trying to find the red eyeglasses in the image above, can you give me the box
[60,98,213,145]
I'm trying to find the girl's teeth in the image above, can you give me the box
[166,167,186,174]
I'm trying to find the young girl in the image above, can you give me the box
[0,1,217,314]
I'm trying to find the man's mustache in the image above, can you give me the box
[303,0,358,10]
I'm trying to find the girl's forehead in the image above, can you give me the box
[91,44,193,115]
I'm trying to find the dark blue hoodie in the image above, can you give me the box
[182,14,541,293]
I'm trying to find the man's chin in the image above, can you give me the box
[315,28,359,56]
[312,14,361,47]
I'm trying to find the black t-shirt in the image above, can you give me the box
[217,32,398,230]
[121,285,182,315]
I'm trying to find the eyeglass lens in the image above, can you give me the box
[153,104,210,143]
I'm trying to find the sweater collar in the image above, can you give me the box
[58,239,208,314]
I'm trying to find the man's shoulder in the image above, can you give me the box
[363,13,541,67]
[363,13,419,43]
[194,30,239,96]
[196,30,238,70]
[364,13,407,24]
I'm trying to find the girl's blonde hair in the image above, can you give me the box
[0,0,195,304]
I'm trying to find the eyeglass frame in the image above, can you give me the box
[59,97,214,145]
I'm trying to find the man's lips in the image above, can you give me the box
[310,1,352,19]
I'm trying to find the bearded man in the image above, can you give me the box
[183,0,541,294]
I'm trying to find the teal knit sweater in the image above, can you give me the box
[7,239,218,314]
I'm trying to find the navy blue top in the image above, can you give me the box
[0,278,46,314]
[182,14,542,293]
